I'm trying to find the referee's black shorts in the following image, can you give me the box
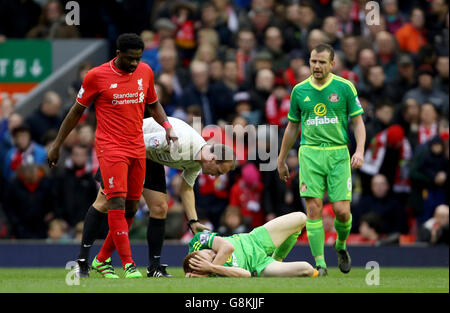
[95,158,167,194]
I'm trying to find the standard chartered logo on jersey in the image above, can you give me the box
[306,103,339,126]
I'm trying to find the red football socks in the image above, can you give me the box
[96,210,134,268]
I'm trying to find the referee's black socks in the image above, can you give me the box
[147,217,166,269]
[78,205,107,261]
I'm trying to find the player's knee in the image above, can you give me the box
[291,212,307,230]
[333,202,350,221]
[149,201,168,219]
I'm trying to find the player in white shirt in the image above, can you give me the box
[75,117,236,278]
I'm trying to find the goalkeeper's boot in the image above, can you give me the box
[147,264,174,277]
[124,263,143,278]
[75,259,90,278]
[334,242,352,274]
[91,256,119,278]
[316,266,328,277]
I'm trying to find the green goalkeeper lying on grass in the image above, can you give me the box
[183,212,322,278]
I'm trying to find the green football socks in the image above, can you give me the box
[272,231,301,261]
[306,218,326,268]
[334,214,352,251]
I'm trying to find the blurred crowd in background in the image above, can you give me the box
[0,0,448,246]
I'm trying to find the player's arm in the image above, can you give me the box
[48,102,86,167]
[210,235,235,266]
[277,121,300,182]
[180,178,210,233]
[350,114,366,169]
[146,100,178,145]
[189,254,251,278]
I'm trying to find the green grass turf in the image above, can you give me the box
[0,267,447,293]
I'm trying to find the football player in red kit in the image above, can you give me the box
[48,33,177,278]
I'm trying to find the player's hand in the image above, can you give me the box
[277,162,290,182]
[189,254,213,273]
[191,222,211,234]
[47,144,61,168]
[351,150,364,169]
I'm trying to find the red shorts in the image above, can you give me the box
[98,155,146,201]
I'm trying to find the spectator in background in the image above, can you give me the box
[141,18,176,70]
[0,99,17,163]
[426,0,449,46]
[352,174,408,234]
[249,68,274,122]
[246,7,273,47]
[306,29,328,56]
[26,0,80,39]
[198,1,232,46]
[75,123,98,175]
[47,218,70,242]
[3,163,54,239]
[403,64,448,113]
[322,16,341,50]
[2,125,47,180]
[229,162,264,229]
[360,124,412,197]
[395,7,427,54]
[365,99,395,146]
[409,136,448,224]
[418,204,449,245]
[217,205,248,237]
[170,1,197,65]
[53,144,100,228]
[363,65,397,106]
[222,59,239,93]
[235,28,257,84]
[353,48,377,92]
[356,212,383,244]
[157,47,189,98]
[193,43,217,65]
[418,103,440,146]
[26,91,62,145]
[396,98,421,151]
[180,60,234,125]
[264,80,290,129]
[435,54,449,95]
[296,65,312,86]
[332,0,361,36]
[392,53,417,104]
[264,26,289,74]
[382,0,406,34]
[374,31,399,82]
[341,35,360,70]
[284,50,305,88]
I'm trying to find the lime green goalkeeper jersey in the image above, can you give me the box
[287,74,364,146]
[189,232,247,270]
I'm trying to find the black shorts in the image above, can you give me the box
[95,158,167,194]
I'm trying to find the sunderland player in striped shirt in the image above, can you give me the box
[277,44,366,276]
[48,33,177,278]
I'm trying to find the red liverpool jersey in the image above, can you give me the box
[76,57,157,158]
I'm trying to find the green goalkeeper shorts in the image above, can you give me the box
[241,226,277,277]
[298,145,352,202]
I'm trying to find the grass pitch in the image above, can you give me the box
[0,267,448,293]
